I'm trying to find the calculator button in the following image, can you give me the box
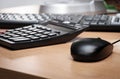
[9,37,30,42]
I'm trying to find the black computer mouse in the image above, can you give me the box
[71,38,113,62]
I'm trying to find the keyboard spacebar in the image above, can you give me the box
[0,20,39,24]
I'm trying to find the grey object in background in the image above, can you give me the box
[0,0,106,15]
[40,0,106,14]
[0,0,78,9]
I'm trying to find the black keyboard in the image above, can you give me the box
[0,13,50,28]
[0,19,87,50]
[79,15,120,32]
[0,13,120,31]
[50,14,120,32]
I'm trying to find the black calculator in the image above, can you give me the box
[0,19,87,50]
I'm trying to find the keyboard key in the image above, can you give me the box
[98,21,106,25]
[90,21,98,25]
[84,16,93,21]
[82,21,90,25]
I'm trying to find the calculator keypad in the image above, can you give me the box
[0,24,62,42]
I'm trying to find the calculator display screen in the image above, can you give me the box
[47,24,73,32]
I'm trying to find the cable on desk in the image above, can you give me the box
[112,39,120,44]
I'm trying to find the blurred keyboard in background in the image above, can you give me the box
[0,13,120,32]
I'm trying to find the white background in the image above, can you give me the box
[0,0,95,9]
[0,0,71,9]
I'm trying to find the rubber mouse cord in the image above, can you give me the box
[112,39,120,44]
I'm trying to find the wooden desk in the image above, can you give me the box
[0,32,120,79]
[0,5,120,79]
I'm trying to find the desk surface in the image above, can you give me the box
[0,5,120,79]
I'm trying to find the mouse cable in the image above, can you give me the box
[112,39,120,44]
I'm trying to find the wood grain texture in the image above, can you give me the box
[0,32,120,79]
